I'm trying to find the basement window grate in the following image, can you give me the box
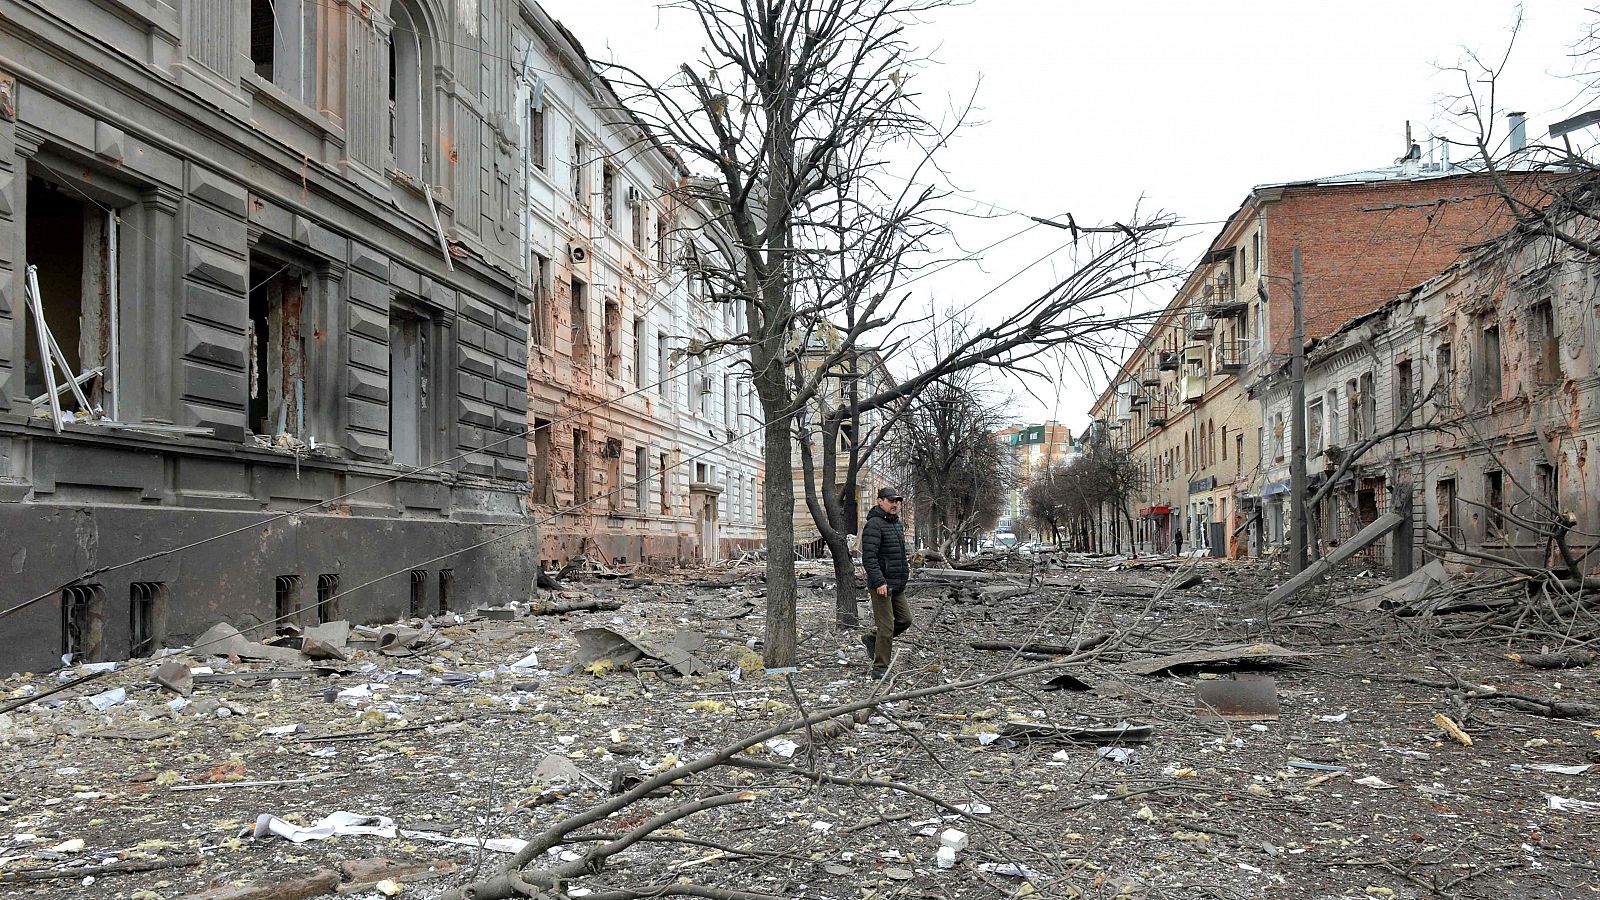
[316,574,340,623]
[129,582,167,658]
[410,570,428,619]
[275,575,301,632]
[61,584,106,664]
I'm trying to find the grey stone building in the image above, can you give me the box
[0,0,537,672]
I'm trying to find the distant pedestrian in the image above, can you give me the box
[859,486,911,678]
[1173,528,1184,556]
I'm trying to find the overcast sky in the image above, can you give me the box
[542,0,1595,432]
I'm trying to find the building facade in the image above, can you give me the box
[997,421,1073,538]
[517,10,763,567]
[1090,154,1521,558]
[0,0,546,671]
[1259,213,1600,573]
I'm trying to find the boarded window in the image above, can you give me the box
[603,298,621,379]
[602,163,616,228]
[1395,360,1413,426]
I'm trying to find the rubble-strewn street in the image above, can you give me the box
[4,557,1598,899]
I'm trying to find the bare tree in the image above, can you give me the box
[602,0,1172,664]
[889,370,1011,559]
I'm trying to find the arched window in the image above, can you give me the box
[388,1,431,179]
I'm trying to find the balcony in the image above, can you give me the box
[1204,276,1247,318]
[1186,310,1214,340]
[1140,365,1161,386]
[1147,398,1169,426]
[1215,340,1247,373]
[1180,373,1206,403]
[1157,350,1180,371]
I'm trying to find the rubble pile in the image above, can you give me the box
[1,558,1597,898]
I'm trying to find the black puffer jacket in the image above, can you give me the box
[861,506,909,593]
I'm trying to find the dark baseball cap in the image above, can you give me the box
[877,486,904,501]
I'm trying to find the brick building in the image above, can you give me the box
[997,421,1073,539]
[1259,210,1599,574]
[1090,151,1524,558]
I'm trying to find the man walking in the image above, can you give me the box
[859,486,911,678]
[1173,527,1184,557]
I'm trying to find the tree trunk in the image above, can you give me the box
[799,420,860,628]
[761,407,797,668]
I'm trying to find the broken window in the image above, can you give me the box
[532,253,553,349]
[532,417,554,505]
[1485,470,1505,538]
[1535,462,1558,518]
[439,569,452,613]
[1235,434,1244,476]
[250,0,329,108]
[24,175,118,416]
[129,582,165,658]
[604,437,622,509]
[657,332,671,399]
[571,138,587,202]
[632,317,646,388]
[1359,373,1375,437]
[388,1,431,179]
[61,584,105,664]
[635,446,648,511]
[1271,413,1285,463]
[659,451,670,514]
[1346,379,1361,443]
[1307,399,1324,451]
[631,190,646,249]
[570,277,590,365]
[1479,323,1502,403]
[1435,341,1454,407]
[1530,300,1559,385]
[390,308,430,468]
[1436,478,1459,541]
[274,575,301,632]
[602,162,616,228]
[316,574,340,623]
[1395,360,1413,426]
[603,297,621,379]
[527,96,546,171]
[248,259,308,437]
[655,212,668,269]
[572,429,589,505]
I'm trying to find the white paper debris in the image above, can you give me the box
[765,738,799,758]
[1354,775,1395,789]
[83,688,126,711]
[1547,795,1600,814]
[1318,712,1349,723]
[1530,763,1593,776]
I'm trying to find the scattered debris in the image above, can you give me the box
[1119,642,1310,676]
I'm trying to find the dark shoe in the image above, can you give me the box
[860,634,875,657]
[868,668,888,680]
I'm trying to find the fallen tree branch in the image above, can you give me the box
[969,632,1110,657]
[529,598,624,615]
[0,854,199,884]
[441,657,1094,900]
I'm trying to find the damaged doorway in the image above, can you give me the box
[248,259,309,438]
[24,175,119,416]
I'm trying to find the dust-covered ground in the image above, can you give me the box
[2,556,1598,899]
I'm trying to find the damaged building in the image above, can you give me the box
[1259,206,1600,572]
[0,0,543,671]
[1089,145,1526,558]
[517,10,764,566]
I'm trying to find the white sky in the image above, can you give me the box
[542,0,1595,432]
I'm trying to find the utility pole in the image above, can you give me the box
[1289,248,1309,574]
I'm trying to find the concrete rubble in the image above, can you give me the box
[1,556,1597,899]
